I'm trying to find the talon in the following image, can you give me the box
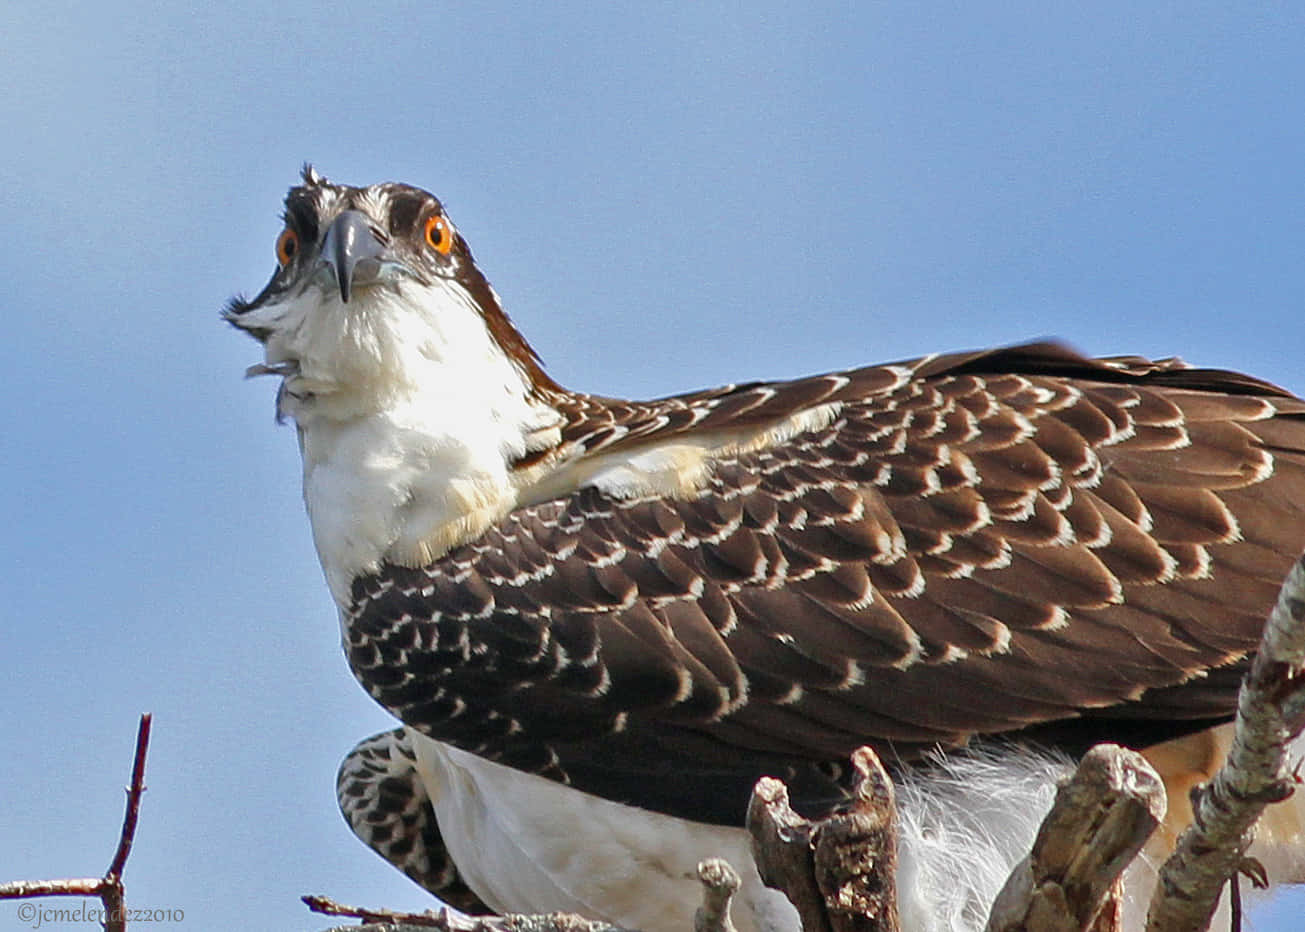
[1239,856,1269,889]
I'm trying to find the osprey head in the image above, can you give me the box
[225,165,554,420]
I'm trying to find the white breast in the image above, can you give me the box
[301,399,528,605]
[277,280,559,606]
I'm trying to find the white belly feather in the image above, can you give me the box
[407,733,1071,932]
[410,734,798,932]
[406,730,1305,932]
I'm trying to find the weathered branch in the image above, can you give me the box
[747,746,900,932]
[308,869,736,932]
[305,893,448,927]
[0,878,109,898]
[0,714,152,932]
[985,744,1166,932]
[748,775,830,932]
[694,858,740,932]
[1147,555,1305,931]
[306,893,636,930]
[316,921,629,932]
[812,748,900,932]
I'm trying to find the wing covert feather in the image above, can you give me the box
[346,344,1305,821]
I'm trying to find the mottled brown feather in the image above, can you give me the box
[347,342,1305,824]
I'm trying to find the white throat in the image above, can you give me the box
[242,278,561,604]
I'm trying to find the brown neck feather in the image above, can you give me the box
[459,267,563,398]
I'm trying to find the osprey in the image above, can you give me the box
[228,167,1305,931]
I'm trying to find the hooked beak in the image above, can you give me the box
[318,210,385,303]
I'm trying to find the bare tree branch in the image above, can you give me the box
[811,748,899,932]
[309,853,737,932]
[1147,555,1305,931]
[0,714,152,932]
[748,746,900,932]
[0,879,109,898]
[985,744,1166,932]
[694,858,740,932]
[304,893,448,927]
[305,893,638,931]
[747,775,830,932]
[103,713,153,927]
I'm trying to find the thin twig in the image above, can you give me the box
[102,714,153,930]
[0,879,107,898]
[0,714,153,932]
[304,893,446,926]
[108,714,153,880]
[304,893,638,931]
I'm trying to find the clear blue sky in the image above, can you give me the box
[2,3,1303,929]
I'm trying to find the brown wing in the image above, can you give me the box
[346,343,1305,823]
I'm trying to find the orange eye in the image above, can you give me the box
[276,228,300,267]
[424,215,453,255]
